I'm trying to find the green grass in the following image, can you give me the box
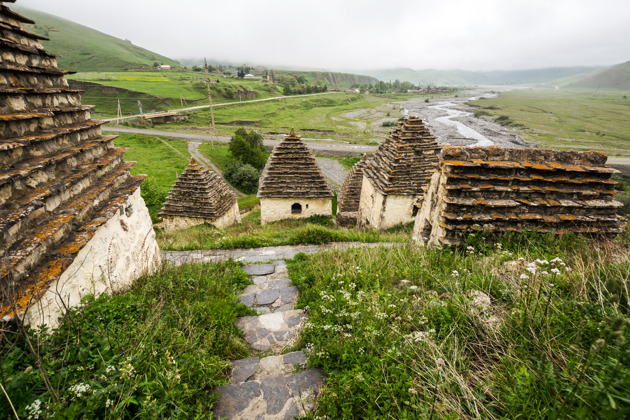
[468,89,630,157]
[0,261,254,419]
[111,133,190,220]
[156,209,411,251]
[18,7,179,72]
[69,70,282,117]
[198,142,232,172]
[237,195,260,212]
[170,93,415,144]
[288,231,630,418]
[329,155,363,170]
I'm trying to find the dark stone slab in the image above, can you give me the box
[256,327,271,338]
[283,351,307,367]
[286,313,306,328]
[245,331,258,344]
[243,264,275,276]
[286,369,326,398]
[273,330,292,342]
[282,401,299,420]
[231,357,259,384]
[280,286,299,303]
[213,382,260,418]
[239,293,255,307]
[275,304,294,313]
[267,278,292,290]
[261,376,290,415]
[256,289,279,305]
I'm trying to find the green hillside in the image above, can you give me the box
[274,70,378,89]
[15,6,180,71]
[566,61,630,90]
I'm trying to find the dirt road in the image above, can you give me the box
[103,126,377,154]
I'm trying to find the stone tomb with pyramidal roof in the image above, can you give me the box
[158,158,241,231]
[0,1,160,327]
[413,146,624,247]
[257,129,333,224]
[358,116,441,229]
[336,154,368,227]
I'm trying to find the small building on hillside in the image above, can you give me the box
[413,146,624,247]
[257,129,333,224]
[357,116,441,229]
[159,65,171,70]
[336,155,369,226]
[159,159,241,231]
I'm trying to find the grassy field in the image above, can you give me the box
[289,231,630,418]
[71,70,282,117]
[156,210,411,251]
[166,92,414,144]
[0,261,254,418]
[468,89,630,157]
[111,133,190,220]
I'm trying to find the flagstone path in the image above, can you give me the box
[212,260,325,419]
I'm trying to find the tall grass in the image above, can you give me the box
[288,230,630,418]
[0,261,253,419]
[156,210,412,251]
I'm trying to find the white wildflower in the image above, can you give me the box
[68,383,92,399]
[408,388,418,395]
[410,285,418,290]
[451,270,459,277]
[26,399,43,420]
[520,274,529,279]
[551,268,560,275]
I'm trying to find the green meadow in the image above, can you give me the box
[468,89,630,157]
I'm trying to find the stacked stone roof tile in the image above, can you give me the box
[159,159,237,221]
[0,3,147,320]
[414,146,623,246]
[257,129,333,199]
[336,155,368,226]
[362,116,441,196]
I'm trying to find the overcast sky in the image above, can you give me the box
[17,0,630,71]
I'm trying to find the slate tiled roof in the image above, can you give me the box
[362,116,441,196]
[257,129,333,199]
[0,2,146,320]
[336,155,368,226]
[159,159,237,221]
[415,146,623,246]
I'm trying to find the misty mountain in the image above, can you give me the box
[360,66,600,86]
[563,61,630,90]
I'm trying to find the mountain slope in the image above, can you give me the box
[15,6,179,72]
[363,66,599,86]
[565,61,630,90]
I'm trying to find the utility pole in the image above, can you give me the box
[116,99,122,124]
[204,58,219,148]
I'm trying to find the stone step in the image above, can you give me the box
[213,368,325,420]
[239,262,298,314]
[0,175,145,321]
[0,156,130,255]
[236,310,307,353]
[230,351,308,384]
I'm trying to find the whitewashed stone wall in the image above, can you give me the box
[23,188,161,328]
[412,171,444,245]
[160,201,241,232]
[260,198,332,225]
[358,177,419,230]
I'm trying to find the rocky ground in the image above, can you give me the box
[400,90,531,149]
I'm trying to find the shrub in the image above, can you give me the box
[224,161,261,194]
